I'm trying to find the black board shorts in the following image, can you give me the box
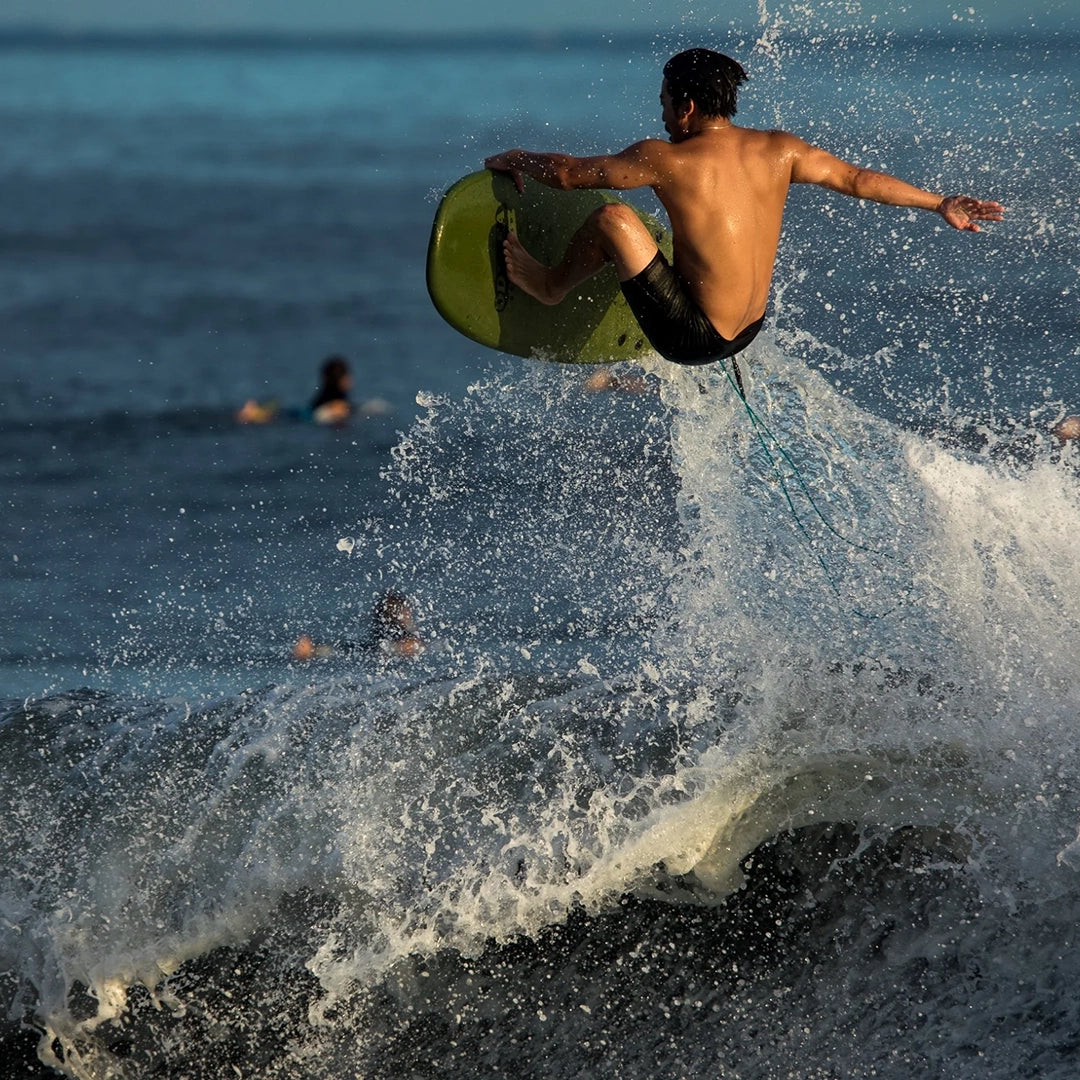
[620,251,764,381]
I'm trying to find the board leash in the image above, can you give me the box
[719,360,913,620]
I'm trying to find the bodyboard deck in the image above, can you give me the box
[426,170,672,365]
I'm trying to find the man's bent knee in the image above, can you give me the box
[588,203,657,278]
[589,202,648,238]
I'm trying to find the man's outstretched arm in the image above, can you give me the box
[789,136,1005,232]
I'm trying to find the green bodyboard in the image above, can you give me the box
[426,170,672,365]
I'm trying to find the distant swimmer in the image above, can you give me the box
[292,589,424,662]
[310,355,353,426]
[236,354,358,426]
[369,590,424,658]
[484,47,1004,383]
[1053,415,1080,443]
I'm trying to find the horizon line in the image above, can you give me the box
[0,22,1073,50]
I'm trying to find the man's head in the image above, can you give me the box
[662,48,748,119]
[372,590,417,639]
[321,355,351,388]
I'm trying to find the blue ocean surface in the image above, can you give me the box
[2,15,1079,1079]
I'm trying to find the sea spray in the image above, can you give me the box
[5,347,1080,1079]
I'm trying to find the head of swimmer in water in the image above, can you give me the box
[372,590,417,640]
[320,355,352,394]
[661,48,749,128]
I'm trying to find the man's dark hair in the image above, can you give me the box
[320,355,350,384]
[372,590,414,640]
[663,48,748,119]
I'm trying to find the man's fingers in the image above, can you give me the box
[940,195,1004,231]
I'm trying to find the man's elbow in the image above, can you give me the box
[847,167,882,201]
[812,172,863,199]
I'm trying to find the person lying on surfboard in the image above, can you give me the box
[484,47,1003,379]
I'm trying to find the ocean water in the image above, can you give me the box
[2,12,1080,1079]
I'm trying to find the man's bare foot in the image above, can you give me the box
[503,232,566,305]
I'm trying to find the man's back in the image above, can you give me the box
[647,126,796,340]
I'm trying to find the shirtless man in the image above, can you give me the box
[484,48,1004,376]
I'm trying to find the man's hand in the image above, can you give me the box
[937,195,1005,232]
[484,151,526,193]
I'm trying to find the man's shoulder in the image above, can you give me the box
[734,126,811,164]
[740,126,804,147]
[621,137,673,157]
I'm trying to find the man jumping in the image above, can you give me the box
[484,47,1003,376]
